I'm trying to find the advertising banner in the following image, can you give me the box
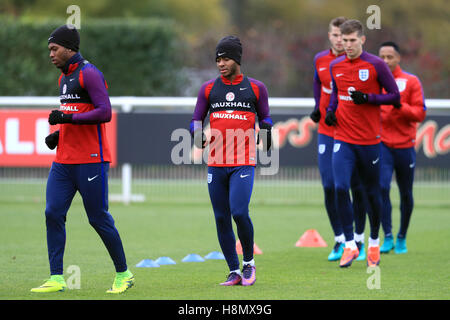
[0,109,117,167]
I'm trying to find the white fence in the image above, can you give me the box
[1,96,449,111]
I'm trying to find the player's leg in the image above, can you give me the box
[207,166,241,285]
[318,134,344,260]
[356,143,382,267]
[229,165,256,286]
[379,142,395,253]
[393,147,416,254]
[350,172,368,261]
[77,162,133,293]
[31,162,76,293]
[332,140,359,267]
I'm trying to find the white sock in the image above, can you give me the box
[368,237,380,248]
[354,233,364,243]
[243,259,255,267]
[335,234,345,243]
[345,240,357,250]
[230,269,241,275]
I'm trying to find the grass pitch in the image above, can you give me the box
[0,181,449,300]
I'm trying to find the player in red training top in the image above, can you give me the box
[377,41,426,254]
[326,20,400,268]
[190,36,272,286]
[311,17,369,262]
[31,25,134,294]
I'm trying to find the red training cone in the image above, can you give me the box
[236,240,263,255]
[295,229,328,247]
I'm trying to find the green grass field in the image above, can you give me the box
[0,181,449,300]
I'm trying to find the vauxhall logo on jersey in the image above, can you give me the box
[60,83,81,100]
[210,91,252,109]
[60,93,81,100]
[212,110,248,121]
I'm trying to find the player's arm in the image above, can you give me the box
[190,81,212,148]
[251,79,273,151]
[367,60,400,106]
[398,76,426,122]
[73,65,112,124]
[325,65,338,126]
[310,59,322,123]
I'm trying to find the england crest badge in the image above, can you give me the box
[396,79,407,92]
[359,69,369,81]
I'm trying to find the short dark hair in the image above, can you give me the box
[329,16,348,30]
[379,41,400,54]
[340,19,364,37]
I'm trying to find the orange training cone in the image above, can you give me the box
[295,229,328,247]
[236,240,263,255]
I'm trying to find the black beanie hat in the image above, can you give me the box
[48,24,80,52]
[215,36,242,65]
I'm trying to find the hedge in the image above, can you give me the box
[0,18,186,96]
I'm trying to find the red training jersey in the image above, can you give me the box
[191,74,272,167]
[381,65,426,148]
[329,51,400,145]
[55,56,112,164]
[313,49,344,137]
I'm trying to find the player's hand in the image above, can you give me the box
[258,121,272,151]
[45,130,59,150]
[309,108,321,123]
[193,130,207,149]
[393,102,402,109]
[350,91,368,104]
[48,110,73,125]
[324,110,337,126]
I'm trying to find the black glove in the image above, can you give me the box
[310,108,321,123]
[48,110,73,125]
[258,122,272,151]
[45,131,59,150]
[393,102,402,109]
[350,91,369,104]
[324,110,337,126]
[193,130,207,149]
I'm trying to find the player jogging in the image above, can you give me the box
[325,20,400,268]
[378,41,426,254]
[190,36,272,286]
[31,25,134,294]
[311,17,368,262]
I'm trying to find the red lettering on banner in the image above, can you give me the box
[0,109,117,167]
[415,120,450,158]
[434,124,450,155]
[415,120,438,158]
[274,116,317,149]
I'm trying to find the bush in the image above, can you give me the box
[0,18,186,96]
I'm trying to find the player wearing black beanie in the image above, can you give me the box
[48,24,80,52]
[215,35,242,65]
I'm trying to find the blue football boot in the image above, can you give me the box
[394,237,408,254]
[328,242,344,261]
[380,235,394,253]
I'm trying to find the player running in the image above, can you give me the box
[378,41,426,254]
[31,24,134,294]
[311,17,368,262]
[325,20,400,268]
[190,36,272,286]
